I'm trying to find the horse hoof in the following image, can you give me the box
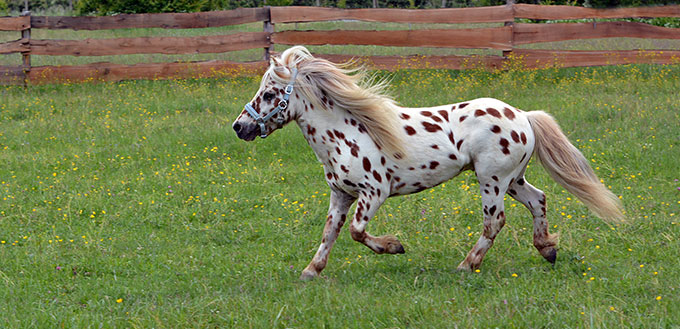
[383,235,406,254]
[299,269,318,281]
[456,262,476,272]
[540,247,557,264]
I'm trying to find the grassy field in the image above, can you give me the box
[1,62,679,327]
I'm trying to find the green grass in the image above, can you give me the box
[1,63,679,327]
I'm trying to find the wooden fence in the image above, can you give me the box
[1,4,680,84]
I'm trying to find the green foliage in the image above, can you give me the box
[0,63,679,327]
[4,0,74,12]
[267,0,294,6]
[0,0,8,13]
[76,0,209,15]
[628,16,680,28]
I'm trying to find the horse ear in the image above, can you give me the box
[271,56,284,68]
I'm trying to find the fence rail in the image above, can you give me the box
[30,7,268,30]
[269,6,514,24]
[1,4,679,84]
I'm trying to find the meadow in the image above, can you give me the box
[0,61,679,327]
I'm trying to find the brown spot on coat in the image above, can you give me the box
[438,110,449,122]
[500,138,510,155]
[511,130,520,143]
[503,107,516,120]
[400,113,410,120]
[306,125,316,136]
[350,144,360,157]
[333,130,345,140]
[429,161,440,170]
[363,157,371,171]
[491,125,501,134]
[456,139,464,150]
[404,125,416,135]
[372,170,382,182]
[520,132,527,145]
[422,122,442,132]
[487,108,502,118]
[459,103,469,109]
[449,154,457,160]
[474,109,486,117]
[421,111,432,117]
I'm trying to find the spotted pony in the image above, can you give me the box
[232,46,624,281]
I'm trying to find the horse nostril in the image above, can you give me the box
[233,122,242,133]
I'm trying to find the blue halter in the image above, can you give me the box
[244,68,298,138]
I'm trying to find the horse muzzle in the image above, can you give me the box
[232,121,259,141]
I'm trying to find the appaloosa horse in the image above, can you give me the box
[232,46,623,280]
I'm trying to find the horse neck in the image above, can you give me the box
[295,103,351,156]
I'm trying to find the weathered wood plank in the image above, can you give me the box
[271,6,512,24]
[514,4,680,20]
[272,27,512,50]
[0,65,24,84]
[514,21,680,45]
[26,60,268,83]
[30,32,270,56]
[0,38,29,54]
[30,7,268,30]
[0,16,30,31]
[514,48,680,68]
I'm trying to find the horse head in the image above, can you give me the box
[232,46,312,141]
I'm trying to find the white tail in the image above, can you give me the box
[527,111,624,222]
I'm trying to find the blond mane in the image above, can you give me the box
[268,46,407,160]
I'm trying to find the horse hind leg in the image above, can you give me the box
[349,190,405,255]
[457,176,507,271]
[508,177,558,263]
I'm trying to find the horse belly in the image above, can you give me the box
[389,153,467,196]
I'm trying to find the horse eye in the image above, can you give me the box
[263,92,274,101]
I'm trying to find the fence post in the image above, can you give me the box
[20,10,31,86]
[503,0,515,62]
[263,6,273,62]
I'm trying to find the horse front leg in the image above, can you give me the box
[300,189,356,281]
[349,189,405,255]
